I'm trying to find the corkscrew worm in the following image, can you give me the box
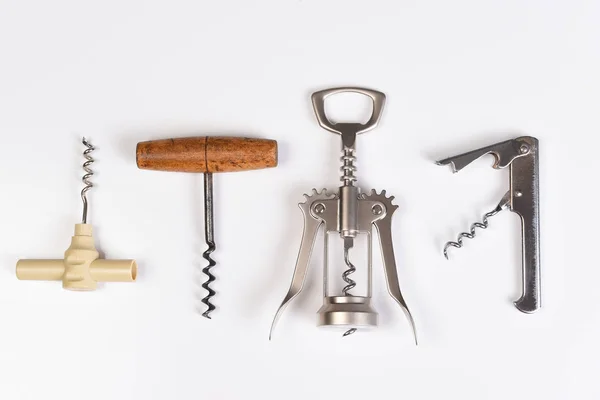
[201,172,217,318]
[81,137,95,224]
[342,239,357,337]
[443,192,510,259]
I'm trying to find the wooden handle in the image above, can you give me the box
[136,137,278,173]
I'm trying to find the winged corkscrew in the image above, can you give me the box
[270,87,417,343]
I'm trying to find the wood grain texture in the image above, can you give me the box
[136,136,278,173]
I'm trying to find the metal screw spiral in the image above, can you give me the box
[443,193,510,259]
[342,240,357,337]
[340,149,357,186]
[201,172,217,318]
[81,138,95,224]
[342,246,357,295]
[201,240,217,318]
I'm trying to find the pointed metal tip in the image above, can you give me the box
[201,312,212,319]
[268,322,276,341]
[269,313,280,341]
[435,160,458,173]
[82,137,94,147]
[269,317,277,342]
[407,314,418,346]
[342,328,357,337]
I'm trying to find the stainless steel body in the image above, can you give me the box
[270,87,416,342]
[437,136,541,313]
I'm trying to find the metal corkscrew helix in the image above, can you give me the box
[80,138,95,224]
[201,173,216,318]
[436,136,541,313]
[442,192,510,259]
[270,87,417,343]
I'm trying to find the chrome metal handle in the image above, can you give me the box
[311,87,386,147]
[269,215,321,340]
[509,137,541,313]
[372,207,417,344]
[269,190,334,340]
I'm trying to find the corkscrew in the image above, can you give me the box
[16,138,138,290]
[436,136,541,313]
[270,87,417,342]
[136,136,278,318]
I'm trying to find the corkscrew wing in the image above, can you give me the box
[269,190,334,340]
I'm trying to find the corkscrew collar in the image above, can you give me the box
[437,136,541,313]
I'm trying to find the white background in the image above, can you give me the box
[0,1,592,399]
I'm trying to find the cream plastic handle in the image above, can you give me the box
[16,224,137,291]
[90,259,137,282]
[16,259,65,280]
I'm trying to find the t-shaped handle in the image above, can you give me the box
[136,136,278,173]
[16,224,137,291]
[135,135,277,318]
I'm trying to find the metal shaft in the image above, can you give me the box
[204,173,215,250]
[339,141,359,337]
[201,172,217,318]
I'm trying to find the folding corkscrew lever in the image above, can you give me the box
[436,136,540,313]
